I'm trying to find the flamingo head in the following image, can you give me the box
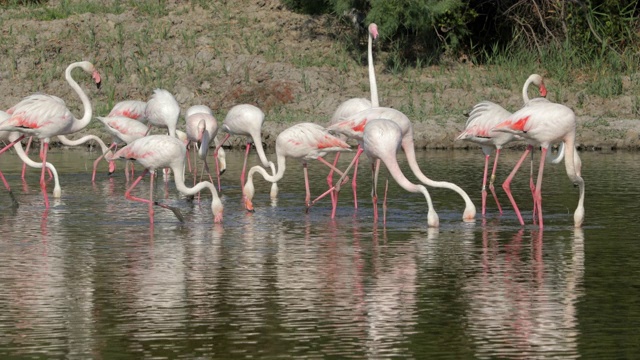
[368,23,378,40]
[539,81,547,98]
[211,199,224,224]
[427,209,440,228]
[462,205,476,222]
[78,61,102,89]
[243,178,256,213]
[108,159,116,175]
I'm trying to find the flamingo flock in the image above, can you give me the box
[0,24,585,229]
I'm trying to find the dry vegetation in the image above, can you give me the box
[0,0,639,150]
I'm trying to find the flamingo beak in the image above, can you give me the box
[244,196,255,213]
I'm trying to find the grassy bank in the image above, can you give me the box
[1,0,639,149]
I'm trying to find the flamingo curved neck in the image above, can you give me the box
[65,62,94,134]
[248,153,286,183]
[522,77,534,103]
[57,134,110,154]
[402,138,476,217]
[251,131,271,168]
[368,31,379,107]
[13,139,61,196]
[562,132,585,227]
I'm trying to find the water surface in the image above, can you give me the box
[0,148,638,358]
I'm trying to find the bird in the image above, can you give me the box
[361,118,439,226]
[327,23,379,212]
[492,101,584,228]
[242,122,351,213]
[108,100,148,122]
[456,73,548,216]
[213,104,277,198]
[0,61,101,208]
[0,114,62,207]
[328,107,476,222]
[111,135,224,224]
[144,89,180,138]
[95,115,149,181]
[184,105,227,189]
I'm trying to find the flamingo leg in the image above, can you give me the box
[372,159,381,223]
[530,149,538,224]
[148,170,155,222]
[534,148,547,229]
[308,157,351,214]
[240,142,251,188]
[303,162,311,211]
[40,142,50,209]
[501,145,532,226]
[327,152,341,217]
[211,149,222,192]
[351,144,362,209]
[489,149,503,214]
[480,154,490,216]
[0,169,19,208]
[125,169,184,223]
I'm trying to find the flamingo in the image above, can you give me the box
[144,89,180,138]
[184,105,227,189]
[242,122,351,213]
[328,107,476,222]
[456,74,548,216]
[108,100,148,122]
[111,135,224,223]
[0,122,62,207]
[94,116,149,181]
[492,101,584,228]
[327,23,379,211]
[361,118,439,226]
[0,61,101,208]
[213,104,277,198]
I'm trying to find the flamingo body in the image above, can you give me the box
[108,100,147,122]
[144,89,180,138]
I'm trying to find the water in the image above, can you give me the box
[0,148,639,358]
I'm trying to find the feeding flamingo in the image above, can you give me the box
[327,23,379,211]
[111,135,224,224]
[456,74,548,216]
[184,105,227,189]
[144,89,180,138]
[95,115,149,181]
[328,107,476,222]
[0,61,101,208]
[242,122,351,213]
[361,118,439,226]
[492,101,584,228]
[213,104,277,198]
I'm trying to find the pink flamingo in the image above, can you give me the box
[95,116,149,181]
[327,23,379,210]
[361,118,439,226]
[0,61,101,208]
[492,102,584,228]
[0,120,62,207]
[242,122,351,213]
[108,100,148,122]
[213,104,277,197]
[328,107,476,222]
[184,105,227,189]
[456,74,548,216]
[111,135,224,223]
[144,89,179,138]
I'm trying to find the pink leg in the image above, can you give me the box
[489,149,503,214]
[303,162,311,211]
[124,169,184,223]
[21,136,33,180]
[0,169,19,207]
[534,148,548,229]
[308,157,351,216]
[210,149,222,192]
[371,159,381,223]
[529,149,538,224]
[480,154,490,216]
[240,142,251,188]
[40,142,50,209]
[502,145,533,226]
[327,152,341,216]
[351,144,362,209]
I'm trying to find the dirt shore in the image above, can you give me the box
[1,0,638,151]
